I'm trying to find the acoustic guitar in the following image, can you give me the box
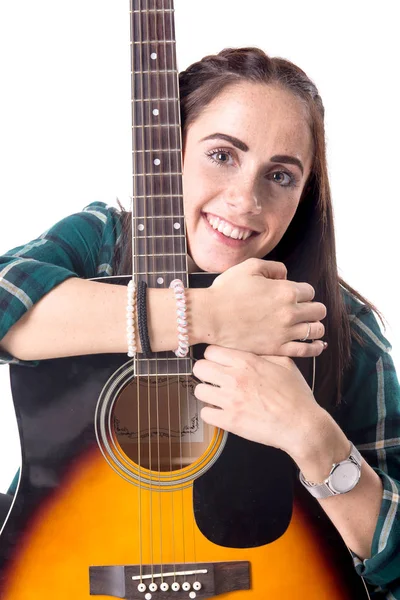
[0,1,370,598]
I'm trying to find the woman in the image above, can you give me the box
[0,48,399,597]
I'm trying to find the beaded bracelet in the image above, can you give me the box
[137,280,152,358]
[169,278,189,358]
[126,280,137,358]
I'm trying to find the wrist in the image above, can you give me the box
[292,409,351,483]
[187,287,216,346]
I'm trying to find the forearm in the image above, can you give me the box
[295,413,383,560]
[0,278,212,361]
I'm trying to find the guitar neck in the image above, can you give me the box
[130,0,187,286]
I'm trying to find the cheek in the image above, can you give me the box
[266,196,301,238]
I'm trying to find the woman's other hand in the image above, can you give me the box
[206,258,327,357]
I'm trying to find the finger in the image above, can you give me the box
[293,282,316,302]
[194,382,226,409]
[291,321,325,341]
[260,355,296,370]
[295,301,327,323]
[203,344,247,366]
[246,258,287,280]
[192,357,228,386]
[200,405,227,430]
[278,340,327,359]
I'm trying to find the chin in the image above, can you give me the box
[190,251,245,274]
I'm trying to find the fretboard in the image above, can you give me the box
[130,0,185,283]
[130,0,190,374]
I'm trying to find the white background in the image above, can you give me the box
[0,1,398,492]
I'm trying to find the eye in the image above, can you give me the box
[270,171,297,188]
[205,148,235,167]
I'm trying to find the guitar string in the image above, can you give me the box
[141,0,155,583]
[163,0,187,578]
[130,0,143,585]
[163,0,179,582]
[167,0,197,582]
[148,0,170,583]
[152,0,165,585]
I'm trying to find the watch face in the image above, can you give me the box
[330,462,360,493]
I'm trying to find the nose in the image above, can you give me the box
[224,178,262,215]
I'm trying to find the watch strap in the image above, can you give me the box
[299,442,362,499]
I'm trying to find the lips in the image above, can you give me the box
[204,213,256,240]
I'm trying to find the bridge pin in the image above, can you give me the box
[171,581,180,591]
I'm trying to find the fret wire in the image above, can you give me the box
[134,172,182,175]
[132,40,176,44]
[133,234,185,238]
[132,215,184,219]
[132,194,183,198]
[132,99,178,102]
[132,69,177,74]
[135,271,187,275]
[134,252,186,256]
[131,9,174,12]
[136,359,190,363]
[132,124,180,128]
[132,148,181,152]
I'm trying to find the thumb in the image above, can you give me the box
[253,259,287,280]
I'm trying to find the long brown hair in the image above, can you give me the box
[114,47,381,409]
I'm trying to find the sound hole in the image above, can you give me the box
[112,375,214,471]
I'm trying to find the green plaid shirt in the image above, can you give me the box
[1,202,399,598]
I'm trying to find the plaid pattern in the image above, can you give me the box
[1,202,399,597]
[333,306,400,597]
[0,202,122,366]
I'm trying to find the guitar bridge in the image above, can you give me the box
[89,561,250,599]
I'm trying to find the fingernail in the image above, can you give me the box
[322,341,328,350]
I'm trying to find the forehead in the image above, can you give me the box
[188,81,313,164]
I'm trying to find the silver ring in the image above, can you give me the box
[300,322,311,342]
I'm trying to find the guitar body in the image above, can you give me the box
[0,276,369,599]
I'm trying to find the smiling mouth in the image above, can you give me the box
[204,213,257,240]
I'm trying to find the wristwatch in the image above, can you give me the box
[299,442,362,499]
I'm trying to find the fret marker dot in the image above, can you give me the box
[157,277,164,285]
[138,224,145,231]
[150,52,157,60]
[174,222,181,230]
[154,158,161,166]
[152,108,159,116]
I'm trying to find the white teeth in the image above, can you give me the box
[206,214,253,240]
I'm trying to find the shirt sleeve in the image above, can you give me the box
[0,201,121,367]
[335,304,400,597]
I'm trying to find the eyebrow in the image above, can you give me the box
[200,133,304,175]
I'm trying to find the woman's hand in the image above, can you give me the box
[193,344,338,467]
[206,258,327,358]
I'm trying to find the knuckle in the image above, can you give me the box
[244,257,260,269]
[278,261,288,278]
[281,283,297,304]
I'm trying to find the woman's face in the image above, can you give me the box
[182,81,314,273]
